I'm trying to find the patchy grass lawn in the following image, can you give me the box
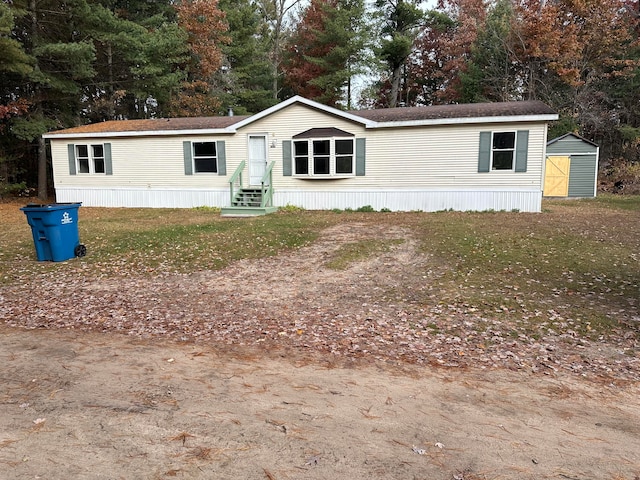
[1,204,333,279]
[416,203,639,340]
[1,195,638,343]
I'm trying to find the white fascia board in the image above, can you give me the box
[367,113,559,129]
[43,128,235,140]
[231,95,376,129]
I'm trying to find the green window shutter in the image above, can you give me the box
[355,138,366,176]
[183,141,193,175]
[104,143,113,175]
[68,144,76,175]
[282,140,292,176]
[217,140,226,175]
[478,132,491,173]
[515,130,529,172]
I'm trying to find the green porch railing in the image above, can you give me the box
[260,161,275,207]
[228,160,246,205]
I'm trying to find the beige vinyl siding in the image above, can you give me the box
[52,135,235,189]
[51,105,547,193]
[361,123,546,190]
[236,104,547,192]
[233,104,366,190]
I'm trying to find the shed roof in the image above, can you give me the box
[547,132,598,148]
[43,96,558,139]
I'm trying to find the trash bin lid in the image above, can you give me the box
[21,202,82,211]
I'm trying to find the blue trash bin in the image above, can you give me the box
[21,203,86,262]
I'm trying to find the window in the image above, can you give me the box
[193,142,217,173]
[183,140,226,176]
[75,144,106,174]
[293,138,355,177]
[478,130,528,173]
[313,140,330,174]
[491,132,516,170]
[335,139,354,174]
[294,141,309,175]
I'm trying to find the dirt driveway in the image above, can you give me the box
[1,328,639,480]
[1,221,639,479]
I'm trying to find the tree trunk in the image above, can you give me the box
[272,35,280,99]
[107,42,115,119]
[390,65,402,108]
[31,0,48,201]
[37,135,47,201]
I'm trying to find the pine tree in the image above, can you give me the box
[217,0,276,114]
[375,0,424,107]
[283,0,367,108]
[10,0,97,199]
[83,3,187,121]
[0,2,33,196]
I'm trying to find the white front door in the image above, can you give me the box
[249,135,268,186]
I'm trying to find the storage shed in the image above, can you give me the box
[544,133,599,198]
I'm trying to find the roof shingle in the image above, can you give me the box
[46,115,249,135]
[348,100,556,123]
[45,98,556,136]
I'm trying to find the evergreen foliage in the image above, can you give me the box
[282,0,368,108]
[217,0,275,114]
[0,0,639,196]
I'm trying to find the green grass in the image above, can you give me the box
[0,207,334,281]
[324,239,404,270]
[415,205,639,339]
[591,193,640,210]
[2,197,638,341]
[545,193,640,211]
[90,211,334,275]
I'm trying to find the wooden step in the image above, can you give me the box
[220,206,278,217]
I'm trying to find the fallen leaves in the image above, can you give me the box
[1,218,638,385]
[170,432,195,446]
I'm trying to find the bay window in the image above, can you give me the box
[293,137,355,177]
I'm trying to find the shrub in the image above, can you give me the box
[0,180,27,198]
[356,205,376,212]
[599,158,640,195]
[278,204,305,213]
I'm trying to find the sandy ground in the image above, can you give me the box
[1,327,639,480]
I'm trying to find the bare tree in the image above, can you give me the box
[258,0,303,99]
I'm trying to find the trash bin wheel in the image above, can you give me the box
[74,244,87,258]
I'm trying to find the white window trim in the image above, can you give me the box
[76,144,106,175]
[192,141,218,174]
[293,137,355,178]
[491,131,517,171]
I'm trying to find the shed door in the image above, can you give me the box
[249,135,268,186]
[544,156,571,197]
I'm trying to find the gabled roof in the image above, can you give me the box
[547,132,598,147]
[230,95,375,130]
[43,95,558,139]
